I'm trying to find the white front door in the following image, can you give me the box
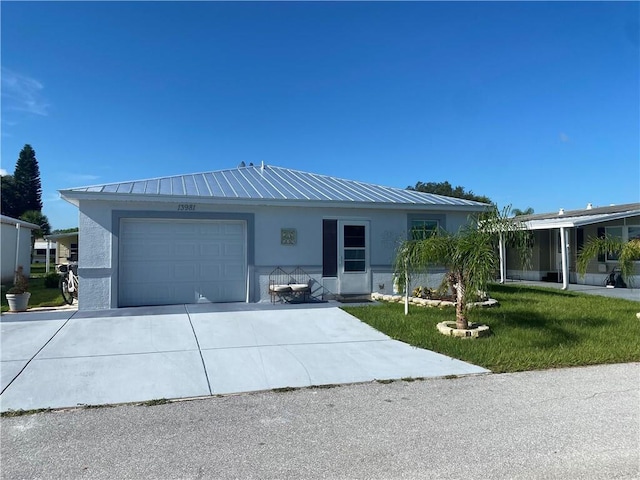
[337,220,371,295]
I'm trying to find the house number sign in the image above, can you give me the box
[177,204,196,211]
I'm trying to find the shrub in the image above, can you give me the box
[44,272,61,289]
[7,266,29,294]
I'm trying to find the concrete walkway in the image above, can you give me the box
[0,303,488,412]
[502,279,640,301]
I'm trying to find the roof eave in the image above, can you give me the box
[59,190,490,212]
[523,210,640,230]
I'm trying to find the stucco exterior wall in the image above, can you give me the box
[1,222,34,284]
[75,199,482,309]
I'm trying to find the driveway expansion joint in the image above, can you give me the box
[186,305,213,396]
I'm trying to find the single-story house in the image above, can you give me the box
[1,215,40,284]
[33,239,56,264]
[504,203,640,288]
[43,232,79,268]
[60,163,489,310]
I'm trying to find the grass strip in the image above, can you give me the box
[343,284,640,373]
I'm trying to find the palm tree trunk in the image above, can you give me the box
[455,275,468,330]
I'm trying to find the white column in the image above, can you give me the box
[560,227,569,290]
[499,234,506,284]
[46,239,51,274]
[404,268,409,315]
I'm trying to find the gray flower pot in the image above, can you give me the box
[6,292,31,312]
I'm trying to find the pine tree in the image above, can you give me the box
[13,144,43,215]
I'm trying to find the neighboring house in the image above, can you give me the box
[44,232,79,267]
[33,239,57,264]
[59,163,489,310]
[504,203,640,288]
[0,215,40,284]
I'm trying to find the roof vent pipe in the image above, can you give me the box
[261,160,265,171]
[586,203,593,210]
[558,208,565,215]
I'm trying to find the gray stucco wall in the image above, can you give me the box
[1,223,33,284]
[75,199,481,309]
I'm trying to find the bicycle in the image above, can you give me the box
[58,261,79,305]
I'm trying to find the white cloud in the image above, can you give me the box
[1,68,50,116]
[0,168,8,176]
[66,173,101,183]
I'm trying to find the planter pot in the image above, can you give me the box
[6,292,31,312]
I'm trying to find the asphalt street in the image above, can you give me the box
[2,363,638,479]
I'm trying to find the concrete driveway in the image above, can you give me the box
[0,303,488,412]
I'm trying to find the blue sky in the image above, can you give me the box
[2,1,638,230]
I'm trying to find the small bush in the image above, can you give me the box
[44,272,61,288]
[7,266,29,294]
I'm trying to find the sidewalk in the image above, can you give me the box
[502,279,640,302]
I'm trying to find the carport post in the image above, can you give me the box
[404,262,409,316]
[498,233,506,284]
[46,239,51,274]
[560,227,569,290]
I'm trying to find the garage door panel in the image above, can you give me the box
[224,223,243,235]
[174,242,199,258]
[119,219,246,307]
[120,262,172,281]
[121,242,172,260]
[174,264,197,281]
[223,264,245,280]
[224,243,244,256]
[200,244,221,257]
[199,263,222,280]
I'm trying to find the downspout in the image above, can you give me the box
[14,223,21,275]
[560,227,569,290]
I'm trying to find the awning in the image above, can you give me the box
[522,210,640,231]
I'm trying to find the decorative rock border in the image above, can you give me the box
[370,292,498,309]
[436,321,490,338]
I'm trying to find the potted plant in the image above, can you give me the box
[5,266,31,312]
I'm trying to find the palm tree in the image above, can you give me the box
[577,236,640,287]
[395,206,532,330]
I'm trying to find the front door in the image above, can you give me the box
[338,220,371,295]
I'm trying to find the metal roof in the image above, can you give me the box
[518,203,640,230]
[60,164,489,208]
[0,215,41,230]
[516,203,640,222]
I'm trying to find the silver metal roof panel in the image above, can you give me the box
[60,164,489,208]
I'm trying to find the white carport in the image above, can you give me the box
[43,232,79,273]
[499,208,640,290]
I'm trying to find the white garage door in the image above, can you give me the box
[119,219,247,307]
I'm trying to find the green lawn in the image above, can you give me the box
[343,284,640,373]
[1,265,66,313]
